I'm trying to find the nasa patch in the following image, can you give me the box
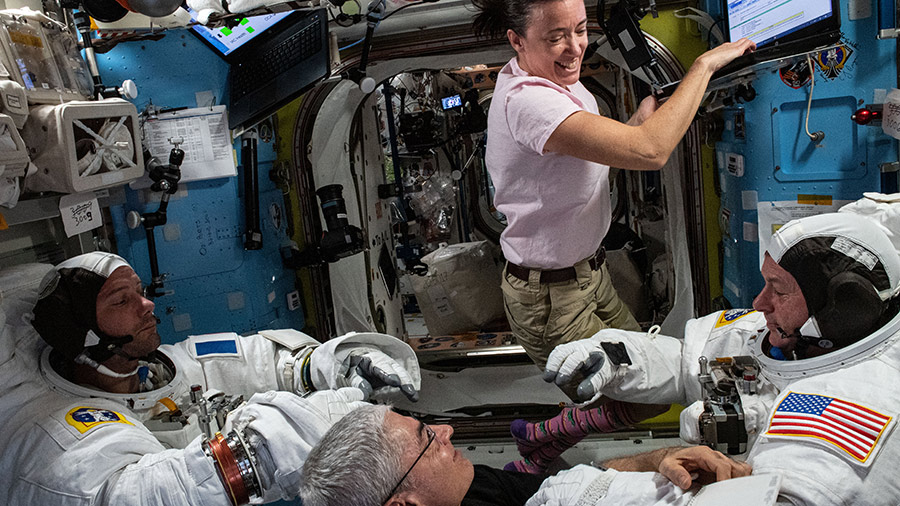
[65,407,133,434]
[714,309,756,328]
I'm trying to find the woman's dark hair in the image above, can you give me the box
[472,0,557,39]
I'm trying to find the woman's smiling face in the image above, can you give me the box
[507,0,588,88]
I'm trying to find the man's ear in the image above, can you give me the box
[386,492,422,506]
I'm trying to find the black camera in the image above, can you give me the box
[317,184,365,262]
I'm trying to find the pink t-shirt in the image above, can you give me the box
[486,57,611,269]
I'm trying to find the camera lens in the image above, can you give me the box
[316,184,348,232]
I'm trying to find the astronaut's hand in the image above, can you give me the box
[657,446,752,489]
[543,338,614,401]
[525,464,609,506]
[341,347,419,401]
[626,95,659,126]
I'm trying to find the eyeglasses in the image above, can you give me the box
[382,425,436,505]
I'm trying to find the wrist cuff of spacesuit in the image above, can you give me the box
[295,348,316,395]
[203,431,263,506]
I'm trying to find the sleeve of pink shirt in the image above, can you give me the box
[505,80,586,155]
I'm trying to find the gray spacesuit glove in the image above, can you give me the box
[543,338,616,402]
[525,464,616,506]
[224,388,368,502]
[680,401,705,444]
[341,346,419,401]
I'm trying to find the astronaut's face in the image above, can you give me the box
[753,254,810,352]
[95,266,160,357]
[385,411,474,506]
[507,0,588,88]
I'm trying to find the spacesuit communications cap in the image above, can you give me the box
[768,213,900,349]
[31,252,134,364]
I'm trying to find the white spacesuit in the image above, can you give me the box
[0,253,421,505]
[529,205,900,506]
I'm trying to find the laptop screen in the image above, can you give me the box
[725,0,837,48]
[187,8,292,57]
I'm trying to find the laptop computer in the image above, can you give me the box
[188,7,330,130]
[658,0,841,97]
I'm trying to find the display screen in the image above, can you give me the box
[726,0,833,47]
[187,7,291,57]
[441,94,462,110]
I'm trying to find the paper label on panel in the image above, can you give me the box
[59,192,102,237]
[883,89,900,140]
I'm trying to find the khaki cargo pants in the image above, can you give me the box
[501,258,640,370]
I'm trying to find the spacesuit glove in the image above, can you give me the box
[187,0,288,24]
[544,338,615,402]
[225,388,368,501]
[525,464,616,506]
[185,0,223,24]
[340,346,419,401]
[679,401,705,444]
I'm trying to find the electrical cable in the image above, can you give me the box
[340,36,366,51]
[804,53,824,142]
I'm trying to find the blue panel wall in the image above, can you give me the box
[99,30,305,345]
[712,5,897,307]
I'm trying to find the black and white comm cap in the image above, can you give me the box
[32,252,133,363]
[767,213,900,348]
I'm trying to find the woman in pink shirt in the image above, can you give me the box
[472,0,754,474]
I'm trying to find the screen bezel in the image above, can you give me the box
[722,0,841,48]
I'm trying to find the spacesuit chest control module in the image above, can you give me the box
[698,355,760,455]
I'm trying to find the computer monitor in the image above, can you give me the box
[724,0,840,48]
[185,7,330,130]
[187,8,293,59]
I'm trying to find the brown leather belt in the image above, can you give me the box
[506,247,606,284]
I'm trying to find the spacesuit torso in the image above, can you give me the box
[745,310,900,505]
[0,327,411,505]
[578,308,900,505]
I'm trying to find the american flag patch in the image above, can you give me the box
[765,392,892,464]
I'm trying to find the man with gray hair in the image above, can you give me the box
[299,405,751,506]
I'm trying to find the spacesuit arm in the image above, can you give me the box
[525,467,697,506]
[223,388,370,502]
[526,467,781,506]
[92,388,364,506]
[544,328,689,405]
[172,329,420,401]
